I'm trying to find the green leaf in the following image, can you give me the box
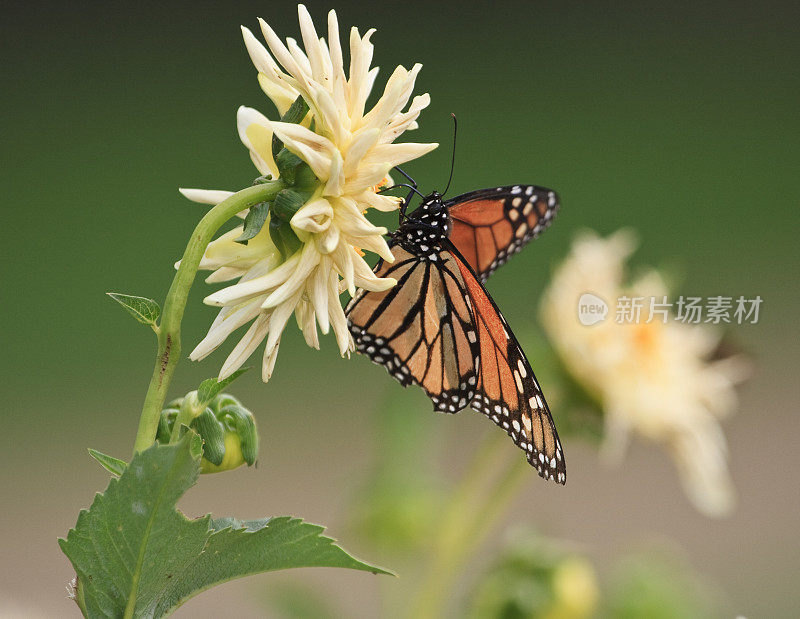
[269,217,303,260]
[196,368,249,407]
[275,149,305,185]
[234,201,270,245]
[88,448,127,476]
[60,434,389,618]
[271,189,309,221]
[272,96,310,158]
[107,292,161,326]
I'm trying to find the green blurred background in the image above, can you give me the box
[2,0,798,616]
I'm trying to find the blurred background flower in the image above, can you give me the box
[540,231,750,517]
[468,531,600,619]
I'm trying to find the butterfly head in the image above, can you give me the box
[404,191,450,232]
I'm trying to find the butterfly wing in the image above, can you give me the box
[446,242,565,482]
[446,185,559,282]
[346,245,480,411]
[346,242,566,484]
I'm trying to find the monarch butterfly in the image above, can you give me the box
[346,182,566,484]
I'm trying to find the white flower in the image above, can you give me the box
[540,231,749,517]
[182,5,437,382]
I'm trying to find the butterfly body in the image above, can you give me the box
[394,191,451,261]
[347,184,566,484]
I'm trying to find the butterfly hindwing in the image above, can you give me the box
[446,185,559,282]
[446,242,565,482]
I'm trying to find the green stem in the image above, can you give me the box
[131,182,284,455]
[407,431,529,619]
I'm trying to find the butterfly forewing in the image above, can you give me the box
[446,185,559,282]
[346,241,566,484]
[347,246,480,411]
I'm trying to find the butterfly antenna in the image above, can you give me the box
[379,181,427,222]
[442,113,458,196]
[378,183,427,202]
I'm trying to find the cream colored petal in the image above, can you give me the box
[297,5,326,84]
[352,251,396,290]
[198,225,277,271]
[347,27,376,122]
[268,120,337,181]
[311,85,348,146]
[381,93,432,143]
[265,289,303,357]
[291,197,334,233]
[190,298,263,360]
[205,267,248,284]
[599,411,633,465]
[257,73,300,116]
[343,142,437,192]
[286,37,313,78]
[176,188,248,222]
[309,258,331,334]
[208,305,235,333]
[356,190,403,212]
[342,162,392,193]
[343,127,381,176]
[331,241,355,295]
[671,418,735,518]
[315,223,340,255]
[351,231,394,262]
[262,338,280,381]
[333,198,388,236]
[241,26,286,82]
[358,65,408,130]
[327,274,353,356]
[237,106,279,177]
[363,66,379,107]
[360,64,420,133]
[323,149,345,196]
[219,313,270,379]
[326,10,347,112]
[258,17,312,93]
[296,299,320,349]
[196,227,245,270]
[261,243,322,308]
[363,142,440,169]
[317,36,333,86]
[178,188,234,205]
[204,252,301,306]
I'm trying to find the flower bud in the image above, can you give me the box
[156,392,260,473]
[217,403,259,466]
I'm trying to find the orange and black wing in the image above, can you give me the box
[346,243,566,483]
[447,242,565,482]
[446,185,559,282]
[346,245,480,410]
